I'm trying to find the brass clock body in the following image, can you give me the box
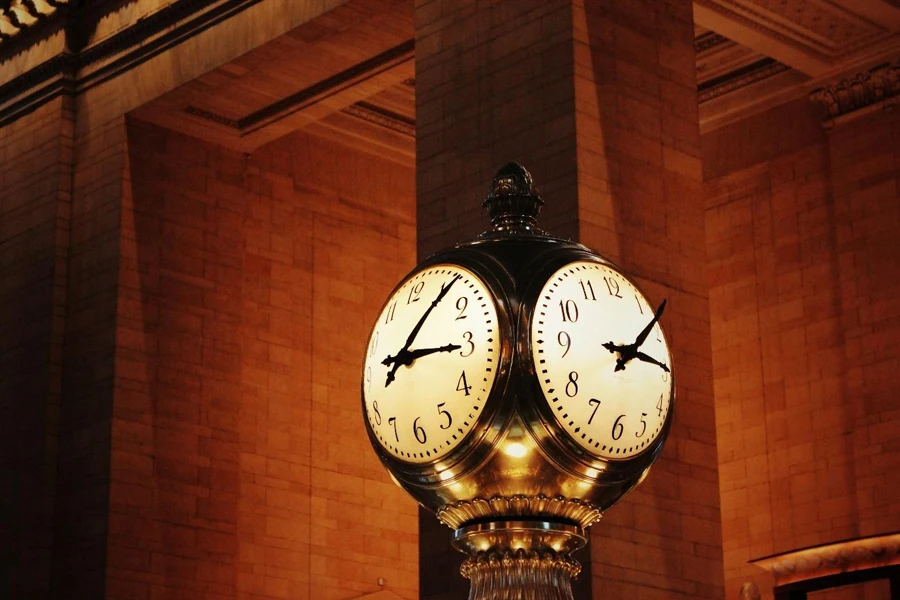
[361,236,675,518]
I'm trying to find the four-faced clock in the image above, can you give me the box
[363,264,501,464]
[530,260,673,460]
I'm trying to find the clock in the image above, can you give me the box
[530,260,673,460]
[362,263,502,464]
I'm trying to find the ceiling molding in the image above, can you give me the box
[342,101,415,137]
[693,0,900,76]
[751,532,900,588]
[184,40,414,135]
[810,59,900,126]
[0,0,263,127]
[698,58,791,103]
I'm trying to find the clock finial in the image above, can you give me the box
[483,162,545,234]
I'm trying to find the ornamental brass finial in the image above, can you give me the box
[482,162,545,234]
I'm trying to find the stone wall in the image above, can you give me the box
[109,119,419,599]
[704,99,900,599]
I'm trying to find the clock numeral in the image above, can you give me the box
[559,299,579,323]
[385,302,397,324]
[587,398,601,424]
[388,416,399,442]
[460,331,475,357]
[636,412,647,438]
[661,368,669,383]
[655,324,662,343]
[407,281,425,304]
[372,400,382,426]
[557,331,571,358]
[656,394,663,417]
[612,414,625,440]
[413,417,427,444]
[437,402,452,429]
[368,331,379,357]
[578,279,597,301]
[455,296,468,320]
[365,367,372,393]
[565,371,579,397]
[457,371,472,396]
[603,276,622,298]
[635,294,643,314]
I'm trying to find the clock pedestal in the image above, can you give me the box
[453,521,585,600]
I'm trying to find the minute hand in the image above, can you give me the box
[400,274,462,353]
[632,299,666,349]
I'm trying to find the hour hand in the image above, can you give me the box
[603,341,625,354]
[405,344,461,361]
[382,343,462,387]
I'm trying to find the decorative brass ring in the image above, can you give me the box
[438,494,603,529]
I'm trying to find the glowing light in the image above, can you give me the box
[439,469,455,481]
[504,442,527,458]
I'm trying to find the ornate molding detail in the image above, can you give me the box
[699,58,790,103]
[341,101,414,137]
[809,60,900,121]
[436,495,603,530]
[696,30,729,53]
[694,0,889,61]
[751,532,900,587]
[0,0,263,126]
[460,549,582,580]
[0,0,69,44]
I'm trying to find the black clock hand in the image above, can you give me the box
[605,299,668,372]
[632,299,666,349]
[602,341,625,354]
[383,343,462,367]
[634,351,669,372]
[383,344,463,387]
[383,274,463,386]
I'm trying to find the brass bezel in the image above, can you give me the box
[516,249,677,483]
[360,249,516,487]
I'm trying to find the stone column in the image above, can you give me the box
[414,1,723,598]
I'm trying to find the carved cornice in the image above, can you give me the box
[809,60,900,122]
[0,0,70,45]
[694,0,888,62]
[341,101,414,137]
[699,58,790,103]
[695,30,729,53]
[437,495,603,530]
[0,0,263,126]
[751,532,900,587]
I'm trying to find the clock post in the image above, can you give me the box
[361,164,675,600]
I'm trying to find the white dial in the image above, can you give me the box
[363,265,500,464]
[531,261,672,460]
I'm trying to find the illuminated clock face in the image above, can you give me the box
[363,264,501,464]
[531,261,672,460]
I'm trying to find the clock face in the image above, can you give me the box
[363,264,501,464]
[531,261,672,460]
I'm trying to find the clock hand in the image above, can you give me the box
[632,299,666,350]
[633,351,669,373]
[605,299,668,372]
[383,343,462,367]
[602,341,625,354]
[383,343,463,387]
[383,274,463,386]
